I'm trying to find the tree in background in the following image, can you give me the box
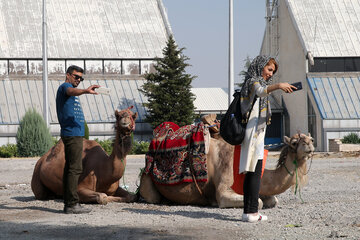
[16,109,53,157]
[236,55,252,88]
[141,35,196,129]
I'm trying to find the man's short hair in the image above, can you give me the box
[66,65,84,74]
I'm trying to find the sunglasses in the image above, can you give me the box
[71,74,84,81]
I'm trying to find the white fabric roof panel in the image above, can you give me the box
[0,0,169,59]
[0,78,148,124]
[0,79,230,125]
[191,88,228,113]
[287,0,360,57]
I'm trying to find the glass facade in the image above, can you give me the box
[0,59,156,76]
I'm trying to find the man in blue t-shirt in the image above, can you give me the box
[56,65,99,214]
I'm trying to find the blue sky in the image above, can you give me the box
[162,1,266,88]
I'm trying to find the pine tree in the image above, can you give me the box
[141,35,196,129]
[237,55,252,88]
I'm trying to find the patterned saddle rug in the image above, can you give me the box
[144,122,208,185]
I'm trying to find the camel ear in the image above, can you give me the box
[284,136,291,145]
[308,132,311,137]
[115,110,120,119]
[133,112,138,120]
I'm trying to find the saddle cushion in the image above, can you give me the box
[144,122,208,185]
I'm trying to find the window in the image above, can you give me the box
[123,60,139,75]
[0,61,7,75]
[28,60,43,74]
[307,95,317,147]
[85,60,102,74]
[309,57,360,72]
[48,60,66,74]
[104,60,121,74]
[9,60,27,75]
[141,60,156,74]
[66,60,84,70]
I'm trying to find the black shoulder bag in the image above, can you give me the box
[220,90,256,145]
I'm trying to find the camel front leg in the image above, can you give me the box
[78,188,109,205]
[106,186,137,203]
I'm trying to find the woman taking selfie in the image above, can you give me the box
[239,55,297,222]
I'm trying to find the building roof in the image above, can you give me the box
[192,88,228,114]
[0,0,170,59]
[0,78,231,124]
[0,77,147,124]
[307,74,360,119]
[287,0,360,57]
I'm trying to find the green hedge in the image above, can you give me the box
[94,138,150,155]
[342,133,360,144]
[0,144,18,158]
[131,141,150,155]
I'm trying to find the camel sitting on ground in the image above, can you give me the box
[139,121,314,209]
[31,107,138,204]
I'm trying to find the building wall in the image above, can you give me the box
[261,0,310,141]
[277,0,308,136]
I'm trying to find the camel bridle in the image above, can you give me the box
[283,134,314,203]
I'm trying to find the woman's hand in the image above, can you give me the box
[278,83,297,93]
[267,83,297,94]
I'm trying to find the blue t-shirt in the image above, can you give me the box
[56,82,85,137]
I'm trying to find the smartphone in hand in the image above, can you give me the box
[291,82,302,91]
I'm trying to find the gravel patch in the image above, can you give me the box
[0,153,359,239]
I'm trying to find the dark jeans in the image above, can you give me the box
[243,159,263,214]
[62,136,83,207]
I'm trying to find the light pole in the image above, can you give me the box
[42,0,49,127]
[228,0,234,105]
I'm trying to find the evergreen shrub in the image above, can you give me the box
[84,121,89,140]
[341,133,360,144]
[16,109,53,157]
[0,144,17,158]
[94,138,150,155]
[94,138,113,155]
[131,141,150,155]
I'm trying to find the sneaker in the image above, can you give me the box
[242,213,268,223]
[64,203,91,214]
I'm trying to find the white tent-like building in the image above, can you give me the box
[261,0,360,151]
[0,0,230,145]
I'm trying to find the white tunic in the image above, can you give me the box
[239,84,268,173]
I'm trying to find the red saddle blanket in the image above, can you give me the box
[231,145,268,195]
[144,122,208,185]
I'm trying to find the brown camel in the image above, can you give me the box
[139,128,314,209]
[31,107,138,204]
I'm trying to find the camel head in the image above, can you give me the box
[277,133,315,169]
[284,133,315,160]
[115,106,138,136]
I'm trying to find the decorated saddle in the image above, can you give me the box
[144,122,208,185]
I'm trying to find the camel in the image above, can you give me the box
[31,106,138,204]
[139,121,315,209]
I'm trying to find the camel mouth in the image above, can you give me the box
[305,151,314,157]
[121,123,131,128]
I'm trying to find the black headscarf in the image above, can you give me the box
[240,55,275,132]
